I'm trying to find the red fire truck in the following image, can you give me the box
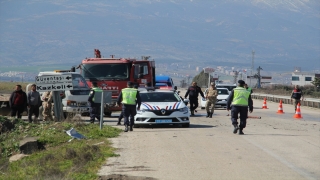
[78,50,155,116]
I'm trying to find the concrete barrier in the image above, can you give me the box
[251,93,320,109]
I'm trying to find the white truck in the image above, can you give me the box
[33,70,91,120]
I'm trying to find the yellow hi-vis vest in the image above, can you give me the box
[91,87,103,103]
[122,88,138,105]
[232,87,250,106]
[247,87,252,93]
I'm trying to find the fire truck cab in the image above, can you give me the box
[78,51,155,116]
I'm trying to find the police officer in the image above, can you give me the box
[88,82,103,124]
[226,80,253,135]
[117,81,141,132]
[185,82,204,115]
[244,83,253,94]
[205,82,218,118]
[117,84,139,125]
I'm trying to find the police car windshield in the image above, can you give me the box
[81,64,129,80]
[140,92,180,102]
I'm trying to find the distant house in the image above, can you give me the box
[291,72,320,86]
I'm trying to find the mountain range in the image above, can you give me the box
[0,0,319,72]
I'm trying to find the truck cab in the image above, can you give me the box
[78,51,155,116]
[155,75,176,90]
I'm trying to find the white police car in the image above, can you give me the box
[134,88,190,128]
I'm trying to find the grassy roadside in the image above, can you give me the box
[0,116,122,179]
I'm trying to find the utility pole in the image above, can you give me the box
[233,71,239,84]
[250,50,255,86]
[256,66,263,88]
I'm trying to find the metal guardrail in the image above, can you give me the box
[251,93,320,109]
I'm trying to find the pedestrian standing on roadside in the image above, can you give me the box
[42,91,53,121]
[184,82,205,116]
[244,83,253,94]
[117,81,141,132]
[291,85,303,112]
[27,84,41,123]
[205,82,218,118]
[88,82,103,124]
[9,85,27,119]
[226,80,253,135]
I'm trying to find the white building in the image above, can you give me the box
[291,72,319,86]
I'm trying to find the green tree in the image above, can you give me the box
[311,77,320,89]
[192,70,212,88]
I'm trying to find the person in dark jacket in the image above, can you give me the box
[291,85,303,112]
[9,84,27,119]
[226,80,253,135]
[117,81,141,132]
[184,82,204,115]
[27,84,41,123]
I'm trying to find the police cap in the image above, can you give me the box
[238,80,245,85]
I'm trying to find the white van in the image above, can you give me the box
[36,71,91,119]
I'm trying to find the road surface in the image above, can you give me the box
[97,93,320,180]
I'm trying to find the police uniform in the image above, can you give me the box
[185,84,204,115]
[226,80,253,135]
[117,82,141,132]
[246,87,253,94]
[88,85,103,123]
[205,84,218,118]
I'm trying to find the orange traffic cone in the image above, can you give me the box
[277,100,284,114]
[293,102,302,119]
[262,98,268,109]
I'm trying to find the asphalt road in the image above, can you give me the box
[18,92,320,180]
[96,96,320,180]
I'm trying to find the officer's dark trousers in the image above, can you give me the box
[118,111,123,123]
[89,103,101,122]
[230,106,248,129]
[122,105,136,126]
[189,97,198,111]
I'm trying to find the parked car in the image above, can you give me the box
[200,88,230,109]
[134,88,190,128]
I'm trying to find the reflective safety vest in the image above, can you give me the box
[122,88,138,105]
[232,87,250,106]
[91,87,103,103]
[247,87,252,93]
